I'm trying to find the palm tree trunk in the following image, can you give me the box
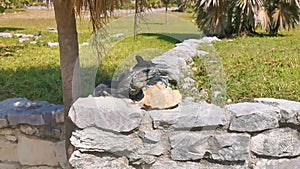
[54,0,81,168]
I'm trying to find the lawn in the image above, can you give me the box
[0,9,299,104]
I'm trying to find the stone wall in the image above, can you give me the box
[0,98,66,169]
[68,97,300,169]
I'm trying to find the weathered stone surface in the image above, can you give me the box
[70,127,143,156]
[151,160,244,169]
[70,151,135,169]
[149,101,225,129]
[22,166,60,169]
[227,102,281,132]
[0,118,8,128]
[138,130,161,143]
[170,132,250,162]
[142,84,182,109]
[254,98,300,125]
[0,139,18,162]
[47,42,59,47]
[69,97,143,132]
[251,128,300,157]
[253,157,300,169]
[18,135,58,166]
[54,140,68,169]
[0,98,63,126]
[0,163,21,169]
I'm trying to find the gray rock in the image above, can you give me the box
[251,128,300,157]
[149,102,225,130]
[68,96,144,132]
[47,42,59,47]
[151,160,245,169]
[70,151,134,169]
[0,98,63,126]
[70,127,143,156]
[0,33,13,38]
[18,37,30,43]
[254,98,300,125]
[170,131,250,162]
[14,33,35,38]
[226,102,281,132]
[253,157,300,169]
[138,130,161,143]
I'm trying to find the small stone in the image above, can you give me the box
[0,32,13,38]
[48,42,59,47]
[251,128,300,157]
[254,157,300,169]
[18,135,58,166]
[5,135,17,142]
[19,37,29,43]
[142,84,182,109]
[138,130,161,143]
[227,102,281,132]
[20,125,38,135]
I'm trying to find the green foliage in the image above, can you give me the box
[194,0,300,37]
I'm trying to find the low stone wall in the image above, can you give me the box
[0,98,66,169]
[68,97,300,169]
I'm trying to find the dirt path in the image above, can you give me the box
[0,9,55,19]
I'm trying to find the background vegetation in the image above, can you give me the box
[0,9,299,104]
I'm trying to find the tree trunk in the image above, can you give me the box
[54,0,81,168]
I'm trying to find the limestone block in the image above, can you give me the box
[0,139,18,162]
[69,97,144,132]
[0,163,21,169]
[251,128,300,157]
[18,135,58,166]
[149,101,225,130]
[253,157,300,169]
[227,102,281,132]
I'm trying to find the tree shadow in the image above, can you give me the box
[0,27,24,32]
[140,32,201,42]
[0,45,25,57]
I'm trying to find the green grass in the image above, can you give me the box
[0,10,299,104]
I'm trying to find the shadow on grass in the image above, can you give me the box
[0,27,24,32]
[140,32,201,42]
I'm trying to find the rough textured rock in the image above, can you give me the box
[149,101,225,129]
[251,128,300,157]
[151,160,245,169]
[138,130,161,143]
[253,157,300,169]
[254,98,300,125]
[226,102,281,132]
[0,98,63,126]
[69,97,144,132]
[70,127,143,156]
[170,132,250,162]
[142,84,182,109]
[54,140,68,168]
[70,151,134,169]
[0,139,18,162]
[18,135,58,166]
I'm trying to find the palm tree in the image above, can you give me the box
[194,0,300,37]
[53,0,121,168]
